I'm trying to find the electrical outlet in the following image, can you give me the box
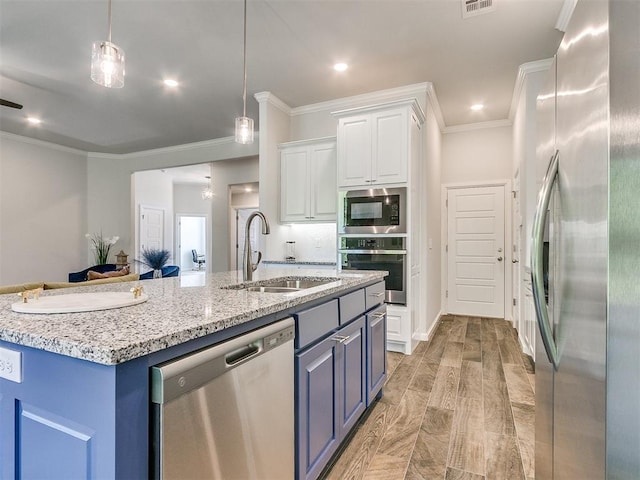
[0,346,22,383]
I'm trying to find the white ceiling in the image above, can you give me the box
[0,0,565,154]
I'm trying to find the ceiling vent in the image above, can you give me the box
[462,0,496,19]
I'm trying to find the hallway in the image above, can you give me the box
[323,315,535,480]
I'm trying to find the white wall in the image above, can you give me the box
[133,170,174,267]
[229,191,259,270]
[441,125,513,184]
[210,157,259,272]
[256,93,293,262]
[87,138,259,269]
[0,134,88,283]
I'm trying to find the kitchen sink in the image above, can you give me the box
[259,279,334,289]
[223,277,338,293]
[244,286,301,293]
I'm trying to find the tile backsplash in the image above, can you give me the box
[279,223,337,263]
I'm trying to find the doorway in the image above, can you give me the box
[177,215,207,272]
[444,183,510,318]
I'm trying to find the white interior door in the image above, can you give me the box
[447,185,505,318]
[140,206,165,255]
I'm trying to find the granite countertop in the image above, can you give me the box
[0,268,385,366]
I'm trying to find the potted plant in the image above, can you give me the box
[85,232,119,265]
[138,247,171,278]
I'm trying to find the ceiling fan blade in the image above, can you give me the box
[0,99,23,109]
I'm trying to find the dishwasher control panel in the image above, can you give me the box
[264,324,294,352]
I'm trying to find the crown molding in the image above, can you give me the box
[508,58,554,121]
[1,131,87,156]
[424,83,446,133]
[254,91,292,114]
[444,119,512,135]
[555,0,577,32]
[290,82,432,117]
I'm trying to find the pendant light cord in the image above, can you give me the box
[107,0,113,43]
[242,0,247,118]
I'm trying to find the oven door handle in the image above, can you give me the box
[338,249,407,255]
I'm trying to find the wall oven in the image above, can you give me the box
[340,187,406,234]
[339,236,406,305]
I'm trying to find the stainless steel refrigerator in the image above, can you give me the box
[532,0,640,479]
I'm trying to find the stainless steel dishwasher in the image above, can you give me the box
[150,317,295,480]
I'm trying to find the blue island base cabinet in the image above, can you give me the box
[0,340,150,480]
[295,281,387,480]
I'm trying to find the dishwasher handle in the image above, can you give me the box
[151,317,295,405]
[225,343,260,366]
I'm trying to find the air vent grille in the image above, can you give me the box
[462,0,496,18]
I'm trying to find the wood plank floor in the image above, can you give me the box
[322,315,535,480]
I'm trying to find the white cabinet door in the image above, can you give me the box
[281,147,310,222]
[311,143,338,221]
[372,108,408,185]
[280,139,336,223]
[337,115,371,188]
[336,105,415,188]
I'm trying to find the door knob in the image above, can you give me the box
[512,259,519,263]
[497,256,503,262]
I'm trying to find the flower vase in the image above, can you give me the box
[153,269,162,279]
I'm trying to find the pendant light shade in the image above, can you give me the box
[234,0,254,144]
[91,41,125,88]
[201,176,213,200]
[91,0,125,88]
[235,116,254,144]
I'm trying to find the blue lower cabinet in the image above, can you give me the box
[296,336,340,480]
[366,306,387,405]
[337,316,366,437]
[296,316,366,480]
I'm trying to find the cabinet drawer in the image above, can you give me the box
[295,299,339,349]
[365,281,385,310]
[339,289,365,325]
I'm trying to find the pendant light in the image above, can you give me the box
[234,0,254,144]
[91,0,125,88]
[201,176,213,200]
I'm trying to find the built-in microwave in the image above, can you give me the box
[340,187,406,234]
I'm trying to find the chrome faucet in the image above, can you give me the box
[243,211,270,281]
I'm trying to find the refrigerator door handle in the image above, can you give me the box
[531,150,560,369]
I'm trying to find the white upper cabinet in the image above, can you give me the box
[280,137,337,223]
[334,100,424,188]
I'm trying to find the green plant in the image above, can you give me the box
[139,247,170,270]
[85,232,119,265]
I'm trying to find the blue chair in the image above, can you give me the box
[139,265,180,280]
[69,264,118,282]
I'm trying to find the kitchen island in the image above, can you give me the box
[0,268,386,479]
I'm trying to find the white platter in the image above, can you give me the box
[11,291,149,314]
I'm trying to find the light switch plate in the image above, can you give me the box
[0,346,22,383]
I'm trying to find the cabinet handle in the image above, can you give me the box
[369,292,384,297]
[371,312,386,320]
[365,180,372,183]
[331,335,350,343]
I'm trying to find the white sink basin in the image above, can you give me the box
[11,291,149,314]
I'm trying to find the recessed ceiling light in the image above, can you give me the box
[333,63,348,72]
[26,117,41,125]
[163,79,179,87]
[470,104,484,111]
